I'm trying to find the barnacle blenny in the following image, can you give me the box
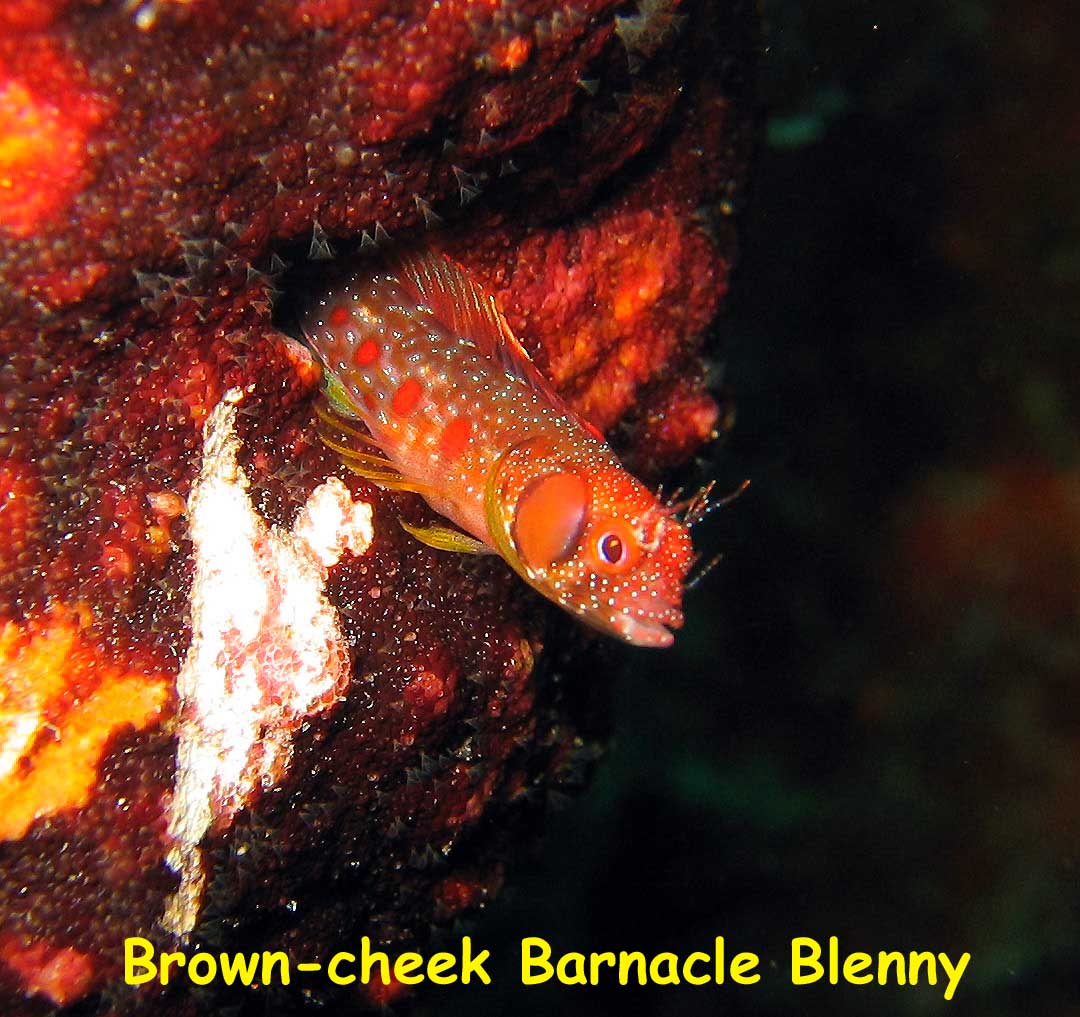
[300,250,696,647]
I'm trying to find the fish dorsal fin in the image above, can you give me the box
[390,248,511,358]
[388,249,604,440]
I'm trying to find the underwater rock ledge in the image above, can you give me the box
[0,0,755,1011]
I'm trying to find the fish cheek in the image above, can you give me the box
[511,472,589,573]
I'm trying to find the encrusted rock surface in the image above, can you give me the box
[0,0,754,1011]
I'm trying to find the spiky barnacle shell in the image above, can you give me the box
[0,0,755,1011]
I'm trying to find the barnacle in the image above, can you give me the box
[0,0,755,1009]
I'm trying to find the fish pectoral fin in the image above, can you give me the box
[399,518,492,555]
[315,396,382,450]
[321,374,364,421]
[314,393,429,492]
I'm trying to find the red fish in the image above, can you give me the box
[299,250,694,647]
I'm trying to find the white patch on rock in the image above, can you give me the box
[0,710,42,783]
[163,389,373,938]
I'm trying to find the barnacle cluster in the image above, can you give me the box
[0,0,754,1010]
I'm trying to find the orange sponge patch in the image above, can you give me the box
[0,935,96,1008]
[0,1,70,33]
[0,78,83,237]
[0,39,106,238]
[0,606,170,841]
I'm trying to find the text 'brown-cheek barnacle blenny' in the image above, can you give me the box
[299,249,695,648]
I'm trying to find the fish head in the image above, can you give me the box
[486,439,694,647]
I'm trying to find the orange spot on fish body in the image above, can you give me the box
[354,338,380,366]
[392,378,423,416]
[329,304,351,327]
[440,416,473,459]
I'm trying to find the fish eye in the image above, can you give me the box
[598,532,625,565]
[591,520,639,574]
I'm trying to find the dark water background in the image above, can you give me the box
[423,1,1080,1013]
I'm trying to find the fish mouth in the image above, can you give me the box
[614,602,684,649]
